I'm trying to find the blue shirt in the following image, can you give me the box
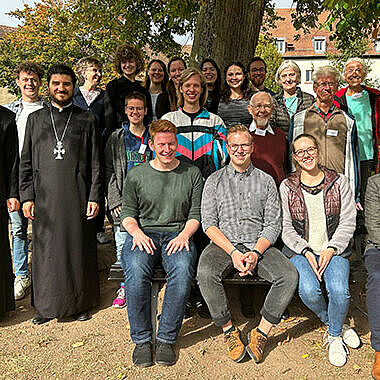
[346,89,373,161]
[122,122,151,173]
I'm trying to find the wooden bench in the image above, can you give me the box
[108,263,269,342]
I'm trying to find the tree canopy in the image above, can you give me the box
[0,0,198,94]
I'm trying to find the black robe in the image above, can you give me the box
[19,104,102,318]
[0,106,19,315]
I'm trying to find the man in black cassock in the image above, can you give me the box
[0,106,19,317]
[19,64,102,324]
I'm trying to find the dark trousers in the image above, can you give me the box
[364,247,380,351]
[197,243,298,326]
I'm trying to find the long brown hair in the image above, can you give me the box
[167,57,187,111]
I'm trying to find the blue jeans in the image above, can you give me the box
[9,210,29,277]
[121,230,197,344]
[114,225,127,288]
[290,253,350,337]
[114,225,128,264]
[364,248,380,351]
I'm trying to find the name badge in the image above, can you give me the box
[326,129,338,137]
[352,92,363,99]
[139,144,147,154]
[255,129,266,136]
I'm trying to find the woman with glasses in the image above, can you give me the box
[271,60,314,135]
[217,62,252,129]
[144,59,169,121]
[74,57,105,132]
[280,133,360,367]
[200,58,222,114]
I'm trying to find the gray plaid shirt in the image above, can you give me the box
[201,164,281,250]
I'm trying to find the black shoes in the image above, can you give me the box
[132,342,154,367]
[132,341,176,367]
[155,341,176,366]
[74,312,91,322]
[32,314,52,325]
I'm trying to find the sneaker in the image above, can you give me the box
[224,327,246,362]
[246,328,267,363]
[132,342,153,367]
[96,232,110,244]
[155,341,176,366]
[342,324,361,349]
[14,276,31,301]
[112,286,126,308]
[323,335,348,367]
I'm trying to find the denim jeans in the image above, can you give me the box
[114,225,128,264]
[290,253,350,337]
[364,248,380,351]
[9,210,29,277]
[114,225,128,287]
[121,230,197,344]
[197,243,298,326]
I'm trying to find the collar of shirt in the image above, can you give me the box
[51,102,73,112]
[226,163,254,177]
[313,103,336,122]
[249,120,274,135]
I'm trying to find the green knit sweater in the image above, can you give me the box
[121,161,203,232]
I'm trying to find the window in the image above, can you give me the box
[275,38,286,54]
[313,37,326,53]
[374,38,380,52]
[306,69,313,82]
[287,43,295,52]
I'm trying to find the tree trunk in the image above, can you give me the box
[190,0,266,71]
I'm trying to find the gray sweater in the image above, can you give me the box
[365,174,380,250]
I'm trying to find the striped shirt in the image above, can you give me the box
[201,164,281,250]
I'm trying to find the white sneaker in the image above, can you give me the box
[342,324,361,349]
[325,335,348,367]
[14,276,31,300]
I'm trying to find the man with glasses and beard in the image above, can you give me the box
[19,64,102,325]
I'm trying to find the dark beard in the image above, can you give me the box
[50,93,73,107]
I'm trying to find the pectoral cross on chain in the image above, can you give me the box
[53,141,65,160]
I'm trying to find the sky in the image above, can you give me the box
[0,0,296,27]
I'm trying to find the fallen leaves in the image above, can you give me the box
[71,341,85,348]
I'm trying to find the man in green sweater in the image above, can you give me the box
[120,119,203,367]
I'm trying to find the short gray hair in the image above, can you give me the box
[275,60,301,85]
[249,91,274,106]
[75,56,102,83]
[312,65,340,84]
[344,57,368,78]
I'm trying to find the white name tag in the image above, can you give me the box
[255,129,266,136]
[352,92,363,99]
[326,129,338,137]
[139,144,147,154]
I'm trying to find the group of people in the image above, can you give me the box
[0,42,380,379]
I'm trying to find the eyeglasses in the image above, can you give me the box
[345,68,363,75]
[250,104,272,111]
[20,78,39,84]
[316,81,336,88]
[126,106,144,112]
[294,146,318,158]
[250,67,266,73]
[228,143,252,152]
